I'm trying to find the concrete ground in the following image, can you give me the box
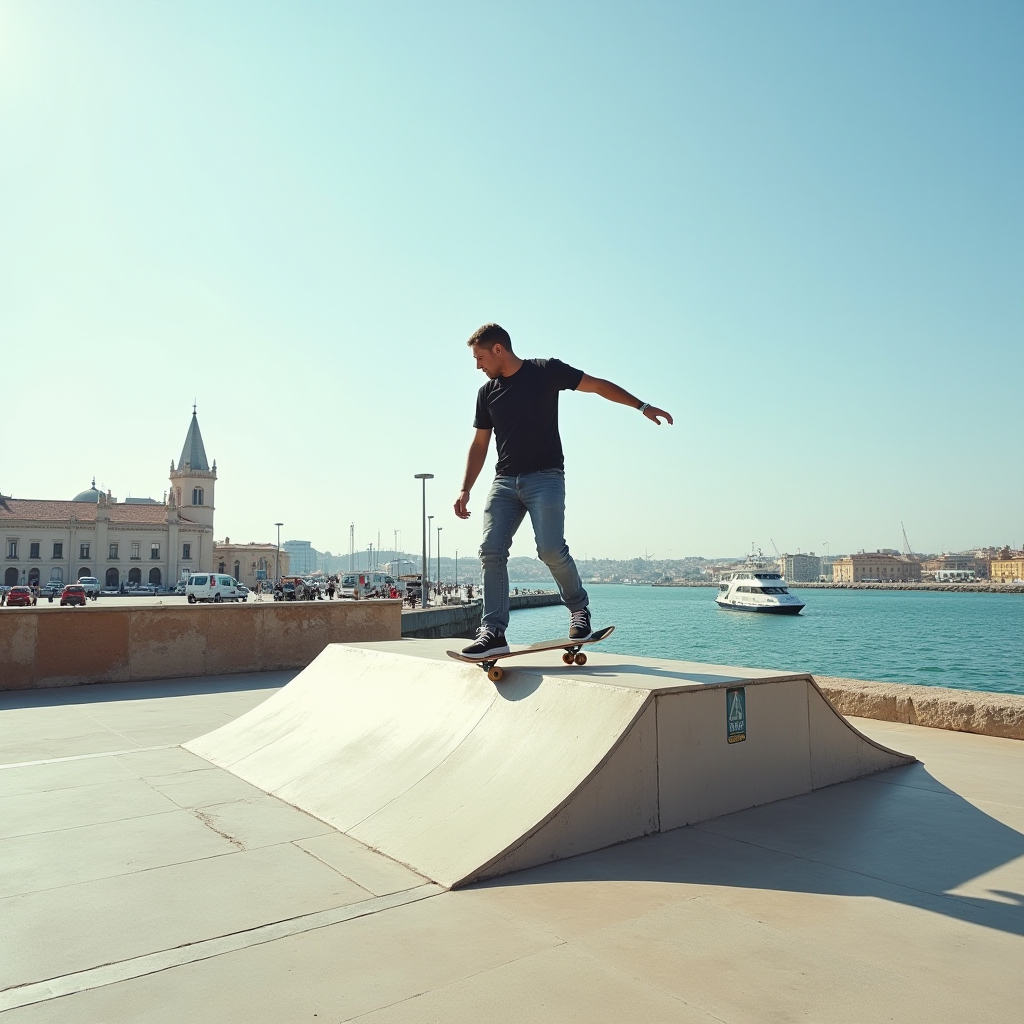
[2,673,1022,1023]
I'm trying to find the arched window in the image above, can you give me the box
[105,568,119,588]
[49,568,63,583]
[78,567,90,579]
[234,561,240,581]
[218,561,225,574]
[27,568,40,586]
[4,567,17,586]
[149,567,162,586]
[192,487,204,506]
[128,567,142,585]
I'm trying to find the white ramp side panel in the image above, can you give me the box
[184,642,913,888]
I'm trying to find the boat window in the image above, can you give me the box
[779,588,789,594]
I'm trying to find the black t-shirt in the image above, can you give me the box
[474,358,585,477]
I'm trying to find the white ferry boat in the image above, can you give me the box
[715,565,805,615]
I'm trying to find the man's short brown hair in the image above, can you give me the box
[467,323,513,351]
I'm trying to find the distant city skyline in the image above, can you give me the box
[2,2,1020,557]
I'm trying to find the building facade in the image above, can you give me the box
[783,553,823,582]
[211,539,290,587]
[1,409,216,590]
[831,552,922,583]
[989,557,1024,583]
[921,554,984,578]
[283,540,316,575]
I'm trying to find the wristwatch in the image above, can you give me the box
[637,402,650,414]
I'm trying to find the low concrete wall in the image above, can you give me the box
[817,676,1024,741]
[399,592,561,640]
[0,601,401,690]
[509,592,561,609]
[402,603,482,640]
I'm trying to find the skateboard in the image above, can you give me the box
[446,626,615,682]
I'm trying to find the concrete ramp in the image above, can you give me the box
[184,639,913,888]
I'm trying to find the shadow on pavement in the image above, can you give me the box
[479,763,1024,938]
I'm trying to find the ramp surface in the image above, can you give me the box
[185,640,913,887]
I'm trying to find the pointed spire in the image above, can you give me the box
[177,407,210,472]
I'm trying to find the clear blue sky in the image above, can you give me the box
[1,1,1021,561]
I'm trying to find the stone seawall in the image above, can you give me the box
[399,592,560,639]
[0,600,400,690]
[509,592,561,609]
[796,582,1024,594]
[401,603,482,640]
[654,581,1024,593]
[817,676,1024,741]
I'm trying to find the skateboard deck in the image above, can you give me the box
[447,625,615,681]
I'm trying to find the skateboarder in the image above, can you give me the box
[454,323,672,658]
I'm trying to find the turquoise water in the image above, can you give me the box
[507,584,1024,695]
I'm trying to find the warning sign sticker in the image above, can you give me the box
[726,687,746,743]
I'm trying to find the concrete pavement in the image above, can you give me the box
[2,669,1022,1022]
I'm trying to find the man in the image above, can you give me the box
[454,323,672,658]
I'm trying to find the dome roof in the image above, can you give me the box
[72,478,101,503]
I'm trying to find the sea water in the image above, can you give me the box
[506,584,1024,695]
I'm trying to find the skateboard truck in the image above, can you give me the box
[477,644,588,682]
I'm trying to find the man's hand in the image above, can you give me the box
[454,490,472,519]
[643,406,673,426]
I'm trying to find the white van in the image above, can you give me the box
[340,572,396,598]
[185,574,246,603]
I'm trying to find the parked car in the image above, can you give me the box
[40,581,63,600]
[78,576,101,599]
[185,574,245,603]
[236,585,250,600]
[60,585,87,607]
[132,584,158,595]
[6,586,37,607]
[174,581,187,595]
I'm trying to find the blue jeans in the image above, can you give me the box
[479,469,588,633]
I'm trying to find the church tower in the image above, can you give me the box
[169,405,216,530]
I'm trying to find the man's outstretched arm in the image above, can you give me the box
[576,374,674,425]
[454,428,492,519]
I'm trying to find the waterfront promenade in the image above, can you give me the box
[652,580,1024,593]
[2,665,1021,1022]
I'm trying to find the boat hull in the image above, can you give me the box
[715,601,803,615]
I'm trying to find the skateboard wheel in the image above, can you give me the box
[562,652,574,665]
[574,652,587,666]
[488,665,504,682]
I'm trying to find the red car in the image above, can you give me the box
[60,584,87,607]
[6,586,37,607]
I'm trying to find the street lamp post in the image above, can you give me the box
[437,526,442,588]
[414,474,433,608]
[427,515,434,606]
[274,523,283,582]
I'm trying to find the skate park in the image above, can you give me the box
[2,635,1023,1022]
